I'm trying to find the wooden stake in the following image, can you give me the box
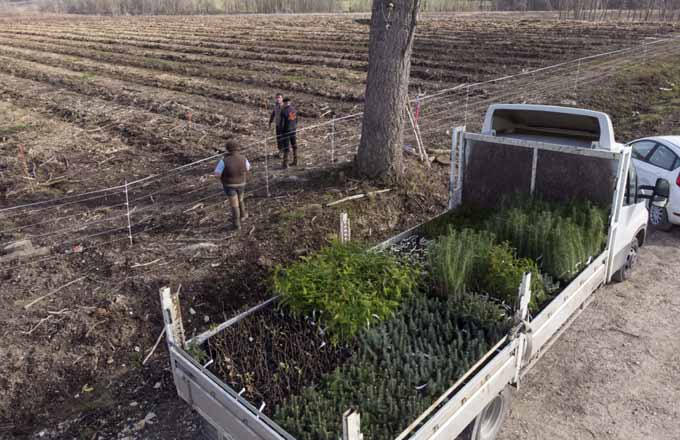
[142,327,166,365]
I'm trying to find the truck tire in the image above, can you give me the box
[612,240,639,283]
[649,205,673,232]
[458,387,512,440]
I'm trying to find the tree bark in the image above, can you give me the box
[355,0,421,183]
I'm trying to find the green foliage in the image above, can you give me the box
[273,294,510,440]
[80,72,96,81]
[272,241,421,343]
[186,341,208,364]
[420,205,493,239]
[482,242,547,310]
[0,123,30,137]
[485,197,608,281]
[428,229,546,311]
[427,228,495,300]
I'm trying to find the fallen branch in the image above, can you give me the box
[142,327,167,366]
[325,189,392,207]
[37,176,70,187]
[427,148,452,155]
[131,258,161,268]
[22,315,54,335]
[85,319,107,338]
[24,276,86,310]
[609,327,641,339]
[183,203,205,213]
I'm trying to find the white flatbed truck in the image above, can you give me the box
[159,104,670,440]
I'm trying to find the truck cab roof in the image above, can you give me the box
[482,104,623,153]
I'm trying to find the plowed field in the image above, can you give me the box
[0,13,678,439]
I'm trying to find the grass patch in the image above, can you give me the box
[281,209,306,222]
[0,123,30,137]
[80,72,96,81]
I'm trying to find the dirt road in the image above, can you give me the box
[498,229,680,440]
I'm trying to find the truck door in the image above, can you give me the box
[612,159,648,277]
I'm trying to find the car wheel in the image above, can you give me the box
[458,387,512,440]
[613,241,639,283]
[649,205,673,231]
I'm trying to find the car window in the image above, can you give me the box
[647,144,678,171]
[631,141,657,160]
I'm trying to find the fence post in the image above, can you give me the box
[331,115,336,164]
[448,127,463,210]
[124,179,133,245]
[463,84,471,128]
[573,59,582,101]
[160,286,186,348]
[339,212,351,243]
[263,139,271,197]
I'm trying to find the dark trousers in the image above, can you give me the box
[276,127,286,151]
[281,131,297,152]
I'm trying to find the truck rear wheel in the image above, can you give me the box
[459,387,512,440]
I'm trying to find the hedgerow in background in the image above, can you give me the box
[484,197,608,281]
[273,294,510,440]
[272,241,421,344]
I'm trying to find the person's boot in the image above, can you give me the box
[239,197,248,220]
[291,149,298,166]
[230,207,241,231]
[282,151,289,169]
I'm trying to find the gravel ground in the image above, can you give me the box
[498,228,680,440]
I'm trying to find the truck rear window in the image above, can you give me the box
[492,109,601,142]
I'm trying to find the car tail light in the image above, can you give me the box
[676,173,680,188]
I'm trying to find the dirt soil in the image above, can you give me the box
[498,229,680,440]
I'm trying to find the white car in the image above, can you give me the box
[630,136,680,229]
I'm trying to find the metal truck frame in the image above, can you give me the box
[160,104,663,440]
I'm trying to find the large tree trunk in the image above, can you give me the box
[355,0,421,182]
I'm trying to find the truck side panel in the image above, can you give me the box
[170,344,287,440]
[524,251,607,367]
[408,343,519,440]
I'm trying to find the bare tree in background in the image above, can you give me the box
[557,0,680,20]
[355,0,421,182]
